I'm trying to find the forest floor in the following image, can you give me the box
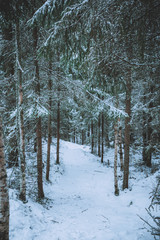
[9,140,159,240]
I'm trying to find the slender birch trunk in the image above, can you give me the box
[0,111,9,240]
[114,120,119,196]
[33,25,44,199]
[118,119,123,171]
[46,61,52,181]
[15,20,26,202]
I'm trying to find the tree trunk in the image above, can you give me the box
[0,112,9,240]
[146,84,153,167]
[98,114,101,157]
[82,130,84,145]
[105,132,110,148]
[73,128,76,143]
[36,117,44,198]
[118,121,123,171]
[142,92,147,164]
[15,20,26,202]
[123,71,131,190]
[91,121,94,154]
[87,125,90,138]
[146,119,152,167]
[142,85,153,167]
[56,100,60,165]
[114,121,119,196]
[101,112,104,163]
[3,24,18,168]
[46,61,52,181]
[34,137,37,152]
[33,26,44,199]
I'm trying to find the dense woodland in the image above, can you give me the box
[0,0,160,239]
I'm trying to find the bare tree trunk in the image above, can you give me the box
[142,92,147,164]
[0,112,9,240]
[91,121,94,154]
[146,84,153,167]
[123,71,131,190]
[142,85,153,168]
[87,125,90,138]
[146,119,152,167]
[74,128,76,143]
[56,100,60,164]
[36,117,44,198]
[73,128,76,143]
[34,137,37,152]
[118,120,123,171]
[98,114,101,157]
[33,26,44,199]
[114,121,119,196]
[101,112,104,164]
[15,20,26,202]
[82,130,84,145]
[46,61,52,181]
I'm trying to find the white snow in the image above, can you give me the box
[9,140,159,240]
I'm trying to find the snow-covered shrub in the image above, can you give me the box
[140,176,160,240]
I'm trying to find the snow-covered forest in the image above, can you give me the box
[0,0,160,239]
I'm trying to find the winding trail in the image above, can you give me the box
[10,140,152,240]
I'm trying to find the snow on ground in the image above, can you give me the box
[9,140,159,240]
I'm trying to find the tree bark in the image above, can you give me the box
[46,61,52,181]
[73,128,76,143]
[146,121,152,167]
[142,85,153,167]
[36,117,44,198]
[15,20,26,202]
[33,26,44,199]
[34,137,37,152]
[2,24,18,168]
[142,91,147,164]
[101,112,104,164]
[87,125,90,138]
[81,130,84,145]
[123,70,131,190]
[0,113,9,240]
[98,114,101,157]
[114,121,119,196]
[146,84,153,167]
[118,122,123,171]
[91,121,94,154]
[56,100,60,165]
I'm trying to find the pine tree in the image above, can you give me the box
[123,71,131,190]
[46,60,52,181]
[114,119,119,196]
[15,19,26,202]
[33,25,44,199]
[0,109,9,240]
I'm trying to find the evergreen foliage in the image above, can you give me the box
[0,0,159,238]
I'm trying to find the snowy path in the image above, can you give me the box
[10,141,154,240]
